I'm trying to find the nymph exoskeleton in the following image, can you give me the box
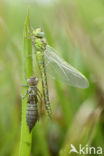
[23,76,42,132]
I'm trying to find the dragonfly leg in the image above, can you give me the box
[22,91,28,99]
[22,84,28,87]
[22,84,28,99]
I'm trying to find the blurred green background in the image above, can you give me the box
[0,0,104,156]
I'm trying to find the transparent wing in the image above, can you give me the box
[44,45,89,88]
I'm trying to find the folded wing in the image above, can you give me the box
[44,45,89,88]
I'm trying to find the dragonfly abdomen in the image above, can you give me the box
[36,52,52,119]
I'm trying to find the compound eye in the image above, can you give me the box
[32,28,45,38]
[36,32,45,38]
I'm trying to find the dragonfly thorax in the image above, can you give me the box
[34,38,46,51]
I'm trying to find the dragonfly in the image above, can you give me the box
[30,28,89,119]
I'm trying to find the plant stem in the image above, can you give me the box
[19,8,33,156]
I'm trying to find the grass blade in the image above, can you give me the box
[19,8,33,156]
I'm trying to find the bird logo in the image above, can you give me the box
[69,144,79,154]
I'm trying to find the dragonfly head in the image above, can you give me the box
[27,77,39,86]
[32,28,45,38]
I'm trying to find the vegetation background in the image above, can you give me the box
[0,0,104,156]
